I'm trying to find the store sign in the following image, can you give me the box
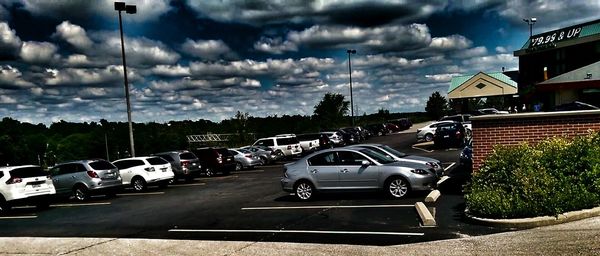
[528,26,583,50]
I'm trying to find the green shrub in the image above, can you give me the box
[466,132,600,218]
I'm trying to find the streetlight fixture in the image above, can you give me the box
[523,17,537,37]
[346,49,356,126]
[115,2,137,157]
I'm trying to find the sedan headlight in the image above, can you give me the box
[425,162,439,169]
[410,169,429,175]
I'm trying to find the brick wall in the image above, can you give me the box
[471,110,600,171]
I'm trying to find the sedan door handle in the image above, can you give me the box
[340,169,349,173]
[310,169,318,174]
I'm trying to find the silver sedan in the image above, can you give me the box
[347,144,444,176]
[281,147,439,201]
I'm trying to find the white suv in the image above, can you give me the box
[112,156,174,192]
[0,165,56,213]
[253,134,303,158]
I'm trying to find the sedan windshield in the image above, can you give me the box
[379,145,408,158]
[358,148,396,164]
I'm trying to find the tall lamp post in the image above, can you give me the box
[346,49,356,126]
[523,17,537,37]
[115,2,136,157]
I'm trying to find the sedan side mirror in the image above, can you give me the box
[361,160,371,166]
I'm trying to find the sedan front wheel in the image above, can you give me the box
[294,181,315,201]
[386,177,410,198]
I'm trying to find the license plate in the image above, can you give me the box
[32,184,41,188]
[161,168,167,172]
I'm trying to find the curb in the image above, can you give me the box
[465,205,600,228]
[415,202,436,226]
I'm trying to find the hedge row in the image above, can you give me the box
[465,132,600,218]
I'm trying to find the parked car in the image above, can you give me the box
[49,159,122,201]
[337,129,356,145]
[281,147,439,201]
[552,101,599,111]
[318,133,334,149]
[385,123,401,133]
[0,165,56,213]
[230,149,264,171]
[240,145,279,164]
[347,144,444,176]
[253,134,303,159]
[320,131,344,146]
[416,120,454,142]
[192,147,236,176]
[153,150,202,181]
[439,114,472,138]
[112,156,174,192]
[340,127,363,143]
[458,138,473,174]
[296,133,321,153]
[476,108,509,115]
[355,126,371,139]
[389,118,412,130]
[365,123,389,136]
[433,122,466,148]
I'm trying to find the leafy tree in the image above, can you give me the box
[425,91,449,120]
[377,108,390,122]
[313,93,349,129]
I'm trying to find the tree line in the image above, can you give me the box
[1,93,433,167]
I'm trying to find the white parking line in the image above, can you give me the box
[0,215,37,219]
[411,144,434,153]
[232,170,264,174]
[444,162,456,171]
[169,183,206,187]
[11,206,36,209]
[168,229,424,236]
[117,192,165,196]
[241,204,414,210]
[437,176,450,186]
[50,202,111,207]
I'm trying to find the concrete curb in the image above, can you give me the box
[415,202,436,226]
[424,190,441,203]
[465,205,600,228]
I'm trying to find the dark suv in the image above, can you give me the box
[433,122,466,148]
[153,150,202,182]
[192,147,236,176]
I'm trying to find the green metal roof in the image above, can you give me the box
[448,72,517,93]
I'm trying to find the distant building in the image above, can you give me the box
[514,18,600,110]
[448,71,518,113]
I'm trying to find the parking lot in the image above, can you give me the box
[0,132,512,246]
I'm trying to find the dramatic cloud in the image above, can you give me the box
[181,39,236,60]
[53,21,93,50]
[19,41,58,64]
[0,22,22,56]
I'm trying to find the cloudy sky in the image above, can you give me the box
[0,0,599,125]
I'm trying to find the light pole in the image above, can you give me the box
[346,49,356,126]
[523,17,537,37]
[115,2,136,157]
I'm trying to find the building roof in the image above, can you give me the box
[448,72,518,99]
[539,60,600,85]
[448,72,517,93]
[517,18,600,55]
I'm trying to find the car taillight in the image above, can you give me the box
[144,167,156,172]
[217,153,223,163]
[87,171,99,178]
[6,177,22,184]
[181,160,190,167]
[287,145,292,150]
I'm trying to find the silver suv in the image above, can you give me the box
[0,165,56,213]
[50,159,123,201]
[153,151,202,182]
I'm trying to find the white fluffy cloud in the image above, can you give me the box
[181,39,236,60]
[19,41,58,63]
[0,22,22,55]
[53,21,93,49]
